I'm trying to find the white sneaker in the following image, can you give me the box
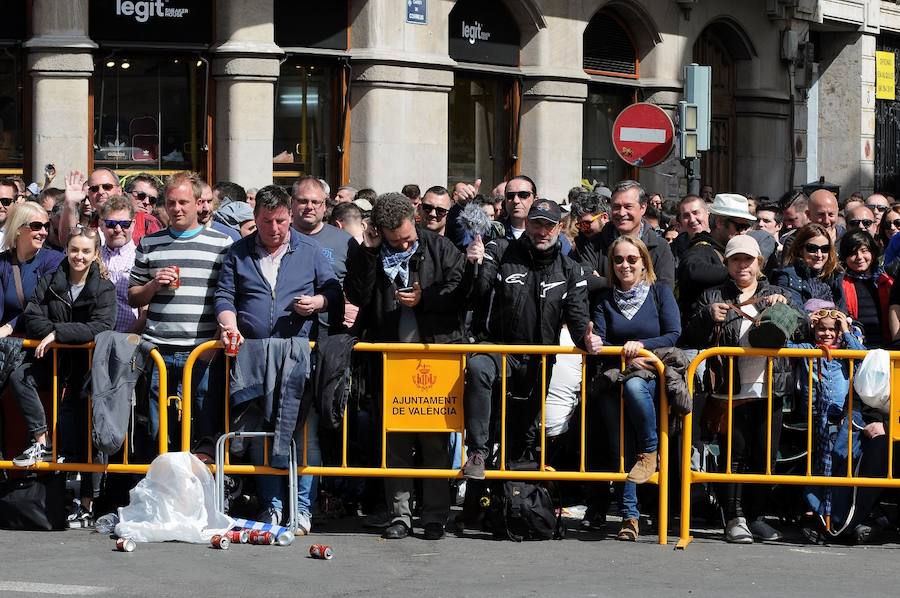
[725,517,754,544]
[295,512,311,536]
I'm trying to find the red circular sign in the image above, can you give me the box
[611,103,675,168]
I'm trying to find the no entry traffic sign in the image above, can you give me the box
[611,103,675,168]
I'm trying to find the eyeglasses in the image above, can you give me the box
[804,242,831,254]
[25,221,50,232]
[420,203,448,218]
[849,219,874,229]
[890,218,900,229]
[295,198,325,208]
[103,219,133,230]
[132,191,158,204]
[88,183,116,194]
[866,203,889,213]
[813,308,842,319]
[576,213,603,230]
[613,254,641,265]
[727,219,752,232]
[505,190,533,201]
[0,197,13,207]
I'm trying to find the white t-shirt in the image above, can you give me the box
[713,303,767,400]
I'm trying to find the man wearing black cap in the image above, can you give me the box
[461,198,599,480]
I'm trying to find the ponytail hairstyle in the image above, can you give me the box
[67,225,109,280]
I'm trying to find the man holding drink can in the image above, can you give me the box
[215,185,342,531]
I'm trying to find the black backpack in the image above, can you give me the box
[488,476,565,542]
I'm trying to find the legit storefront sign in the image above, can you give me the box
[90,0,212,46]
[383,353,464,433]
[449,0,519,67]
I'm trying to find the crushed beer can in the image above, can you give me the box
[115,538,136,552]
[309,544,333,560]
[210,534,230,550]
[248,530,275,545]
[226,529,250,544]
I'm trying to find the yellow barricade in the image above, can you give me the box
[677,346,900,549]
[0,340,169,475]
[184,341,672,545]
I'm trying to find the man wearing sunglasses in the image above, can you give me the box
[99,195,144,334]
[570,190,608,256]
[61,168,160,246]
[417,186,453,236]
[846,204,878,237]
[126,173,160,216]
[865,193,891,228]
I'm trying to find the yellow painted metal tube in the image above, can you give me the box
[181,340,220,452]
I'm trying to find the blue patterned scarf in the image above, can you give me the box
[381,241,419,287]
[613,282,650,320]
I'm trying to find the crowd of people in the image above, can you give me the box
[1,168,899,546]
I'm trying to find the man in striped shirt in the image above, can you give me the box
[128,171,232,451]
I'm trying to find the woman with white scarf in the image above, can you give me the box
[592,235,680,541]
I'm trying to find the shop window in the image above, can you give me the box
[448,76,515,191]
[582,87,633,185]
[93,56,208,177]
[0,50,23,174]
[583,12,638,78]
[273,60,341,187]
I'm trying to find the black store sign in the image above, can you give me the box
[90,0,213,45]
[275,0,348,50]
[449,0,519,67]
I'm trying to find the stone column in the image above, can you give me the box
[347,0,454,191]
[26,0,96,180]
[518,79,587,201]
[212,0,282,188]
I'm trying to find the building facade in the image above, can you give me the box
[2,0,897,202]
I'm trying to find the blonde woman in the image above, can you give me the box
[0,201,64,336]
[592,235,680,541]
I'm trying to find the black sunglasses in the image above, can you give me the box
[132,191,158,204]
[866,203,889,213]
[804,242,830,254]
[505,190,533,200]
[0,197,12,207]
[849,219,874,229]
[420,203,448,218]
[103,219,133,230]
[890,218,900,229]
[727,219,752,232]
[88,183,116,194]
[25,221,50,232]
[613,254,641,265]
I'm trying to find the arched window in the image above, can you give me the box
[583,12,638,78]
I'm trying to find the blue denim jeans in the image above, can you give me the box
[254,408,321,519]
[599,377,658,520]
[148,349,216,450]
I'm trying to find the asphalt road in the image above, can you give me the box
[0,515,897,598]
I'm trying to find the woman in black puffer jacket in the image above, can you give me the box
[9,227,116,519]
[684,234,802,546]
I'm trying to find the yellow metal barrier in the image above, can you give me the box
[0,340,169,475]
[677,346,899,549]
[183,341,672,545]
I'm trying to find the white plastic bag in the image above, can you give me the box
[853,349,891,413]
[115,452,233,543]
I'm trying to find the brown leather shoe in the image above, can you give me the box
[616,517,639,541]
[626,451,658,484]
